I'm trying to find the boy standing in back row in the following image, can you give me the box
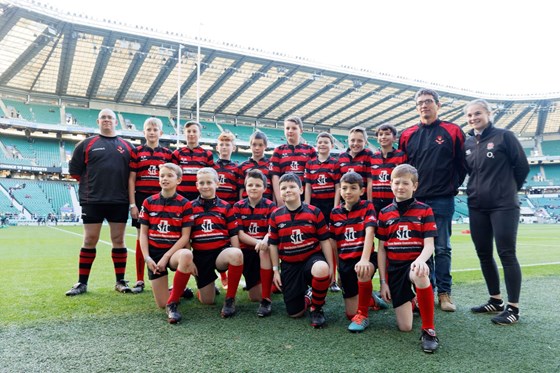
[270,116,317,207]
[129,117,173,293]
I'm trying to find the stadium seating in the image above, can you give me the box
[3,99,61,125]
[64,107,101,129]
[0,134,63,167]
[540,140,560,156]
[220,123,255,140]
[0,179,75,217]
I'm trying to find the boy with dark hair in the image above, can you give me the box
[138,163,195,324]
[128,117,173,293]
[233,169,277,317]
[172,121,214,201]
[187,167,244,318]
[268,173,334,328]
[214,131,241,206]
[376,164,440,353]
[239,130,274,201]
[337,126,373,201]
[330,171,379,332]
[371,123,407,214]
[270,116,317,206]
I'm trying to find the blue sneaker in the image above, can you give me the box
[348,311,369,333]
[372,291,389,310]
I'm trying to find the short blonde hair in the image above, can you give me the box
[391,164,418,183]
[218,131,236,144]
[159,163,182,179]
[349,126,368,142]
[197,167,219,182]
[144,117,163,131]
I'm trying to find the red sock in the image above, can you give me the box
[135,240,144,282]
[167,270,190,304]
[311,275,330,309]
[260,268,273,300]
[357,281,373,316]
[225,264,243,299]
[416,284,435,330]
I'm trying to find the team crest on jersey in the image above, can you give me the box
[157,220,170,233]
[348,167,355,173]
[344,227,356,241]
[219,174,226,185]
[248,222,259,235]
[435,136,444,145]
[290,229,304,244]
[317,175,327,185]
[201,219,213,232]
[148,165,158,176]
[396,225,410,240]
[290,161,299,171]
[117,146,126,154]
[487,142,494,150]
[379,170,389,182]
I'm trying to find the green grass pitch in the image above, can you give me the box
[0,224,558,372]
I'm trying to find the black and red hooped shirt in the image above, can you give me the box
[130,145,173,195]
[187,197,239,251]
[233,197,277,250]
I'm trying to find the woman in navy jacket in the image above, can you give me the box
[464,99,529,325]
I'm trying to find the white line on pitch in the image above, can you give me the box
[50,226,135,254]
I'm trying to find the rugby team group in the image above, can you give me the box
[64,88,529,353]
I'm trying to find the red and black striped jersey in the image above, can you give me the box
[375,199,437,263]
[270,144,317,183]
[186,197,239,251]
[268,203,329,263]
[239,157,273,200]
[214,159,241,205]
[304,156,340,201]
[130,145,173,194]
[233,197,277,250]
[329,200,377,260]
[371,148,407,201]
[138,193,190,251]
[337,148,373,186]
[171,146,214,197]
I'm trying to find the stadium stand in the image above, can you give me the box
[540,140,560,156]
[0,179,55,217]
[64,107,101,129]
[0,134,63,167]
[3,99,61,125]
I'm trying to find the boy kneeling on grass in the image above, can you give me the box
[268,173,334,328]
[138,163,196,324]
[376,164,440,353]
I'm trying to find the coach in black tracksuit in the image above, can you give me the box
[464,99,529,325]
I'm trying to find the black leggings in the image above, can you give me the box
[468,208,522,304]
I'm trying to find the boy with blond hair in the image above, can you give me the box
[376,164,439,353]
[187,167,244,317]
[128,117,173,293]
[214,131,242,206]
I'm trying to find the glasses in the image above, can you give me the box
[416,99,435,107]
[98,115,115,120]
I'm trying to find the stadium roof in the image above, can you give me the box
[0,0,559,136]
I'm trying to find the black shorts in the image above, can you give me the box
[131,192,153,228]
[147,247,176,280]
[339,254,378,299]
[192,248,225,289]
[81,204,129,224]
[281,253,326,316]
[310,199,334,225]
[387,261,416,308]
[242,249,261,291]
